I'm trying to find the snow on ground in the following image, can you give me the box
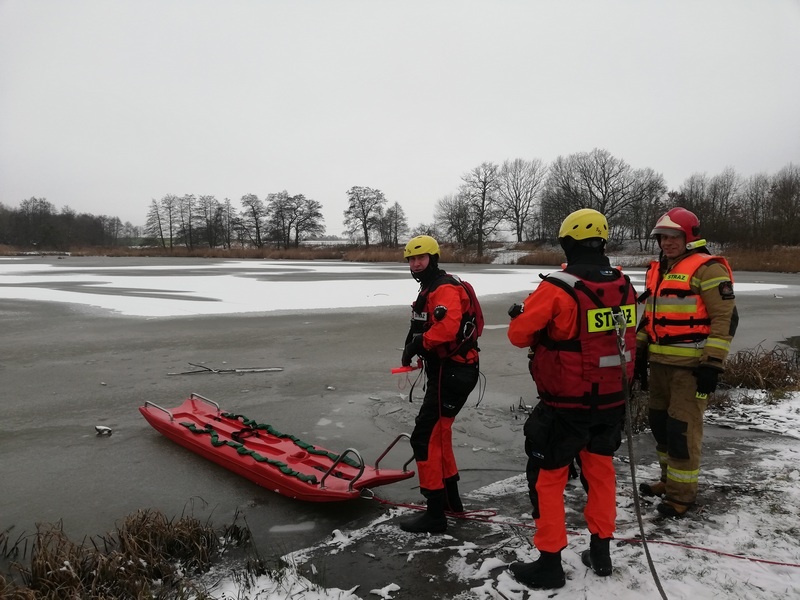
[2,257,798,598]
[208,395,800,600]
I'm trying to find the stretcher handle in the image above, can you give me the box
[319,447,365,492]
[373,432,415,473]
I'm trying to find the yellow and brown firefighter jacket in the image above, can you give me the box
[637,251,738,370]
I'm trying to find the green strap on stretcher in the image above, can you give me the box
[220,412,361,468]
[178,410,361,485]
[180,423,319,484]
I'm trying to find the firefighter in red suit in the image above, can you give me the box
[398,235,480,534]
[507,209,637,589]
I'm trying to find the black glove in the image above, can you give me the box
[694,365,720,397]
[508,303,524,319]
[633,347,649,391]
[401,334,425,367]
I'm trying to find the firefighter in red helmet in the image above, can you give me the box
[507,209,638,589]
[634,207,738,518]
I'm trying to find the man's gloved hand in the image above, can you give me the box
[508,303,524,319]
[694,364,720,397]
[633,346,649,391]
[401,334,425,367]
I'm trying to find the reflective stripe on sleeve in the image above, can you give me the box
[705,337,731,352]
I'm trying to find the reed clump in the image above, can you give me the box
[724,246,800,273]
[0,509,264,600]
[716,344,800,404]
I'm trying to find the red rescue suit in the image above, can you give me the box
[509,267,636,552]
[408,273,480,492]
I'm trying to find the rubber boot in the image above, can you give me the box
[400,489,447,533]
[639,480,666,497]
[581,534,612,576]
[509,550,565,589]
[444,474,464,514]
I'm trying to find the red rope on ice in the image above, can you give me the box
[367,494,800,569]
[619,537,800,568]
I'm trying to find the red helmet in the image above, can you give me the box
[651,207,701,243]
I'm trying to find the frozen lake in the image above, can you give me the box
[1,255,798,556]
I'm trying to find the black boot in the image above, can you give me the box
[509,550,565,589]
[444,474,464,514]
[400,489,447,533]
[581,534,612,576]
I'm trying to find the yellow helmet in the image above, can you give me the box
[558,208,608,241]
[403,235,440,259]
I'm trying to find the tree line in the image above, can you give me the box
[2,149,798,253]
[0,198,138,249]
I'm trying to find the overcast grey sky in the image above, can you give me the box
[1,0,799,234]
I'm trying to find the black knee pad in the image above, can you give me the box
[648,408,668,446]
[666,416,690,460]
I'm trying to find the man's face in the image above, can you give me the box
[408,254,430,274]
[658,232,686,259]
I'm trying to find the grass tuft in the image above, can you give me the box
[0,509,270,600]
[716,344,800,403]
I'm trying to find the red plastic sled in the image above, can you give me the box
[139,393,415,502]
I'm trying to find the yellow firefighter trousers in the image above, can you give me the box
[647,363,709,506]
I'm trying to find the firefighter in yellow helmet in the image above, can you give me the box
[398,235,482,534]
[634,207,738,518]
[507,209,638,588]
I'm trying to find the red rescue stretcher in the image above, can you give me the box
[139,393,415,502]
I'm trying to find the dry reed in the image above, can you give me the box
[0,509,258,599]
[2,243,799,272]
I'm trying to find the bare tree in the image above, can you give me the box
[266,190,293,247]
[706,168,742,240]
[16,197,56,248]
[343,186,386,247]
[377,202,409,247]
[625,167,668,250]
[731,174,770,246]
[769,163,800,245]
[542,149,665,242]
[144,200,165,247]
[460,162,504,256]
[292,195,325,246]
[409,222,439,238]
[196,195,222,248]
[220,198,237,249]
[435,192,477,248]
[498,158,548,242]
[267,191,326,248]
[176,194,197,250]
[240,193,268,248]
[159,194,180,249]
[678,173,708,214]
